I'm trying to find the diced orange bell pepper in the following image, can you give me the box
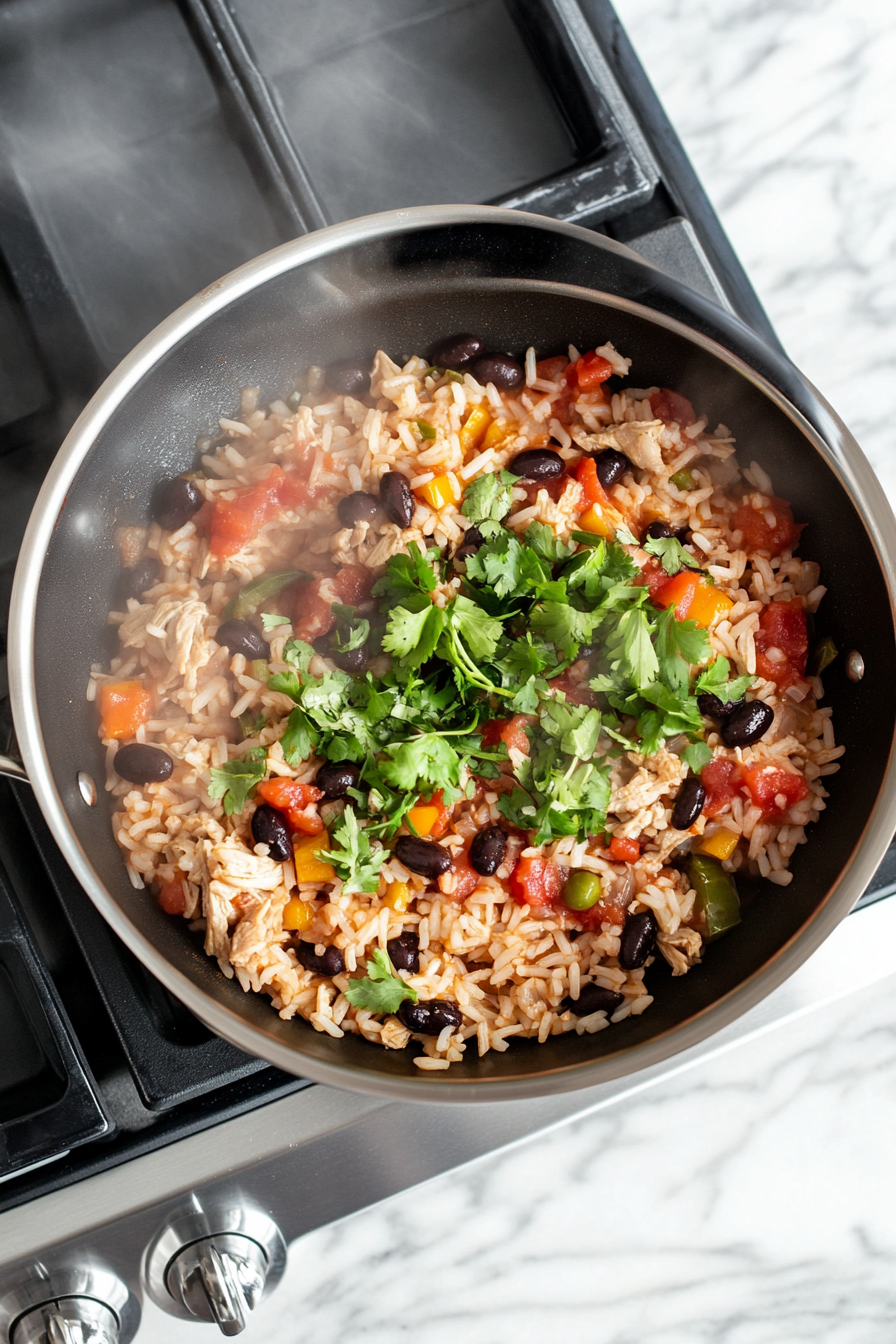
[698,828,739,861]
[100,680,152,740]
[282,896,316,931]
[655,571,734,627]
[578,504,615,539]
[482,419,516,450]
[384,881,411,912]
[407,789,451,838]
[293,833,336,884]
[575,457,612,511]
[416,473,462,511]
[458,406,491,454]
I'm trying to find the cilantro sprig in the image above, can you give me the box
[345,948,418,1014]
[209,748,266,815]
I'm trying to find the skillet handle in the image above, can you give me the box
[0,754,28,782]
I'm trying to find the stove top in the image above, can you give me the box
[0,1,891,1337]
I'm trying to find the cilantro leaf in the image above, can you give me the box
[530,601,600,657]
[382,603,446,668]
[267,670,303,701]
[345,948,418,1014]
[208,749,266,816]
[695,657,754,704]
[617,608,659,687]
[644,534,702,576]
[330,604,370,653]
[283,638,315,672]
[260,612,290,631]
[320,805,385,894]
[614,524,639,546]
[654,607,710,697]
[540,699,602,758]
[464,529,549,599]
[379,733,462,794]
[373,544,439,607]
[524,521,575,563]
[682,741,712,774]
[448,596,503,661]
[280,706,317,765]
[461,470,516,524]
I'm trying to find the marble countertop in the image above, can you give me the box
[136,1,896,1338]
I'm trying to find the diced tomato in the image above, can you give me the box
[210,467,310,558]
[158,876,187,915]
[509,856,564,909]
[445,843,481,904]
[101,680,152,741]
[549,671,598,707]
[575,456,611,510]
[574,350,614,391]
[256,778,324,834]
[331,564,373,606]
[755,598,808,689]
[411,789,452,839]
[535,356,569,382]
[649,388,696,428]
[701,758,746,818]
[652,570,734,627]
[608,836,640,863]
[294,582,335,643]
[742,764,809,816]
[578,894,630,930]
[640,560,673,602]
[480,715,533,755]
[732,496,802,553]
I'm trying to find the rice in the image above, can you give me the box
[92,341,841,1071]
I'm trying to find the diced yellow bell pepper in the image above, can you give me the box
[458,406,491,454]
[282,896,316,931]
[698,828,739,861]
[578,504,615,539]
[416,472,462,511]
[406,804,440,837]
[482,418,516,451]
[293,832,336,884]
[384,880,411,912]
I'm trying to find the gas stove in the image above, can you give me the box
[0,1,891,1340]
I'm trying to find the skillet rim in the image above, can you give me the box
[9,204,896,1102]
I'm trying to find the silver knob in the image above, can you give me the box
[12,1298,119,1344]
[167,1235,267,1337]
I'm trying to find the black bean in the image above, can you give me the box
[670,776,706,830]
[151,477,203,532]
[315,760,361,799]
[114,743,174,785]
[561,983,625,1017]
[326,359,370,396]
[331,643,369,673]
[470,353,525,390]
[394,835,451,878]
[721,700,774,748]
[337,491,380,527]
[387,932,420,973]
[397,998,463,1035]
[455,525,484,560]
[295,941,346,976]
[618,910,658,970]
[593,449,632,491]
[430,333,483,370]
[697,692,746,720]
[117,556,162,605]
[508,448,565,481]
[379,471,414,528]
[251,804,292,862]
[215,618,270,661]
[469,826,506,876]
[644,520,673,541]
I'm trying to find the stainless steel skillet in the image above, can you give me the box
[7,205,896,1102]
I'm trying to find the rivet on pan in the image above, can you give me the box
[846,650,865,683]
[77,771,97,806]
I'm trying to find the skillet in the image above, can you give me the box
[6,205,896,1102]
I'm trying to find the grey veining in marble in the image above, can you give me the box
[116,1,896,1338]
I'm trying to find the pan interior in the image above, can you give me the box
[29,241,895,1092]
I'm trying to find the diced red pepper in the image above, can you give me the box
[701,758,746,818]
[742,764,809,816]
[608,836,640,863]
[209,467,310,558]
[575,456,611,510]
[755,598,808,689]
[649,388,696,428]
[732,496,802,553]
[158,875,187,915]
[509,856,564,909]
[480,715,533,756]
[574,350,614,391]
[256,778,324,834]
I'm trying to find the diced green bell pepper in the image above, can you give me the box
[807,634,838,677]
[688,853,741,941]
[223,569,310,620]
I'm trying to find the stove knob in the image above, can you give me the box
[166,1234,269,1337]
[11,1298,119,1344]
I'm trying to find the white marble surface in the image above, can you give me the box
[135,2,896,1339]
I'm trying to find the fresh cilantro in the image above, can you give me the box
[382,603,445,667]
[464,529,550,599]
[260,612,290,630]
[447,596,503,661]
[267,670,302,700]
[320,805,385,894]
[539,698,602,758]
[461,470,516,524]
[614,524,639,546]
[379,733,463,795]
[682,741,712,774]
[238,710,266,739]
[208,749,266,815]
[530,601,600,657]
[644,534,702,576]
[524,521,575,562]
[280,706,317,765]
[283,638,315,672]
[654,608,710,697]
[330,604,370,653]
[345,948,418,1014]
[373,544,439,607]
[617,608,659,686]
[695,657,754,704]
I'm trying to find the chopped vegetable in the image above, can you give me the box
[223,568,308,620]
[688,854,741,940]
[100,680,152,740]
[458,406,491,454]
[158,876,186,915]
[319,806,384,894]
[292,832,337,884]
[701,758,745,818]
[509,856,563,908]
[755,599,808,689]
[574,350,614,390]
[256,777,324,834]
[742,763,809,816]
[733,496,801,553]
[260,612,290,630]
[698,828,739,861]
[416,419,437,440]
[384,881,411,912]
[345,947,418,1014]
[607,836,640,863]
[208,749,267,816]
[577,504,615,538]
[654,570,734,627]
[807,634,838,677]
[643,534,701,577]
[575,457,611,510]
[562,870,603,911]
[282,897,315,931]
[669,469,695,491]
[416,472,462,511]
